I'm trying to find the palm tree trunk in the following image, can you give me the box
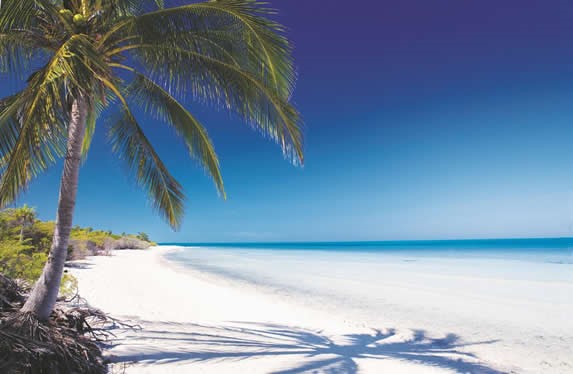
[20,96,88,321]
[19,225,24,243]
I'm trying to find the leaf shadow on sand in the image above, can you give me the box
[106,320,504,373]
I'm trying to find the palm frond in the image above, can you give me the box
[0,0,60,32]
[106,84,184,230]
[0,93,26,168]
[127,74,225,198]
[0,1,56,75]
[0,0,39,31]
[97,0,152,21]
[126,44,303,164]
[0,34,104,207]
[0,77,68,207]
[133,0,295,99]
[80,79,118,160]
[80,100,98,160]
[0,31,53,75]
[80,85,115,160]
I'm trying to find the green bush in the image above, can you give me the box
[136,232,150,242]
[70,228,116,248]
[0,239,47,283]
[0,206,153,290]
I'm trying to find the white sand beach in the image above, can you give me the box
[70,247,573,374]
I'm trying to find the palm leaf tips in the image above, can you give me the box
[127,74,226,199]
[109,106,185,230]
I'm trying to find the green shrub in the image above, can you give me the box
[136,232,150,242]
[0,239,47,283]
[0,206,153,290]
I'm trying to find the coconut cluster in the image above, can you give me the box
[59,9,87,29]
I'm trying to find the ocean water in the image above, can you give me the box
[161,238,573,335]
[162,238,573,298]
[159,238,573,372]
[163,237,573,264]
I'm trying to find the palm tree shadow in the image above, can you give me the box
[107,320,504,373]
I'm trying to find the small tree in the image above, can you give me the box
[13,205,36,243]
[136,232,150,242]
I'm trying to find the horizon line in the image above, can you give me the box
[159,236,573,246]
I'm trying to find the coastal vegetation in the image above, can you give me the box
[0,205,153,284]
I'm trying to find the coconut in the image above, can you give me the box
[73,14,86,25]
[58,9,73,20]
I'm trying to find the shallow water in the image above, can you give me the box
[160,240,573,372]
[164,239,573,329]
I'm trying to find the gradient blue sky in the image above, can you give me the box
[3,0,573,242]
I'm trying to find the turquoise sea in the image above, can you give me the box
[162,237,573,264]
[160,238,573,294]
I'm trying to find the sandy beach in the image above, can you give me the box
[69,247,573,374]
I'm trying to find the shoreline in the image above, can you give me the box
[70,246,569,373]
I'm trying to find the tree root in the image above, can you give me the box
[0,273,133,374]
[0,310,107,373]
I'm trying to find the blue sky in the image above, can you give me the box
[3,0,573,242]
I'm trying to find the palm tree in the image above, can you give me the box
[13,204,36,243]
[0,0,303,321]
